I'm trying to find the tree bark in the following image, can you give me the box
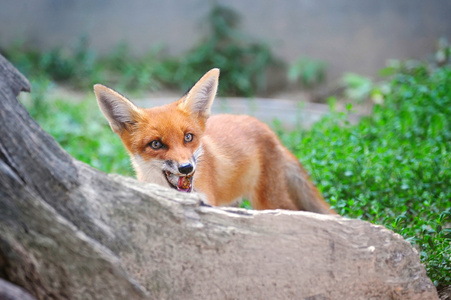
[0,54,439,300]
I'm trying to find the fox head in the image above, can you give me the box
[94,68,220,192]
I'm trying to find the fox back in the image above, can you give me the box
[94,69,334,214]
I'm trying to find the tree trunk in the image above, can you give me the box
[0,54,439,299]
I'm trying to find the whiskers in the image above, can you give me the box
[193,145,204,165]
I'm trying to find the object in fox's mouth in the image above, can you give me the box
[180,173,193,190]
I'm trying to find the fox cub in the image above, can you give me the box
[94,69,333,213]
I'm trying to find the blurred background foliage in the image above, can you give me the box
[2,5,281,97]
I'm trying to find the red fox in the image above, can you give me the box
[94,69,334,213]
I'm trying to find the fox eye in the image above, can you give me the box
[150,140,163,150]
[184,133,193,143]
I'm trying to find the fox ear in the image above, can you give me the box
[180,68,219,118]
[93,84,140,133]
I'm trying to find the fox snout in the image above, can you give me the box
[178,163,194,175]
[164,160,196,176]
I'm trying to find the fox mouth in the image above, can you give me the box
[164,171,194,193]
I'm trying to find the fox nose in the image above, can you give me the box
[178,163,194,175]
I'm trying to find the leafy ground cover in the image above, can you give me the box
[19,78,133,177]
[276,62,451,288]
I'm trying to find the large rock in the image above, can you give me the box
[0,54,439,299]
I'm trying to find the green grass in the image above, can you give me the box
[17,59,451,289]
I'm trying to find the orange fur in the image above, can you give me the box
[94,69,334,214]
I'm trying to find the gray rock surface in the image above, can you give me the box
[0,54,439,299]
[0,278,36,300]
